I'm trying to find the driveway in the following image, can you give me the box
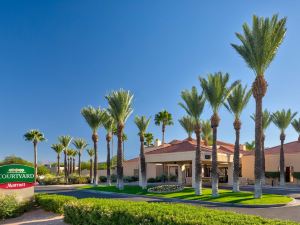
[35,185,300,222]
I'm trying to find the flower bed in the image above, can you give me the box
[147,185,183,193]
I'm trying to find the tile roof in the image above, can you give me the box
[145,138,241,155]
[244,140,300,156]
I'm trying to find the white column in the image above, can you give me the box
[227,162,233,185]
[178,164,186,185]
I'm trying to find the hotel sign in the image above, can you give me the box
[0,164,35,189]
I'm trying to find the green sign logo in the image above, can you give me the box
[0,164,35,189]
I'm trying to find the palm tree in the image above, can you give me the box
[81,106,105,185]
[86,148,94,183]
[106,89,134,190]
[201,120,212,146]
[122,133,128,161]
[245,141,255,151]
[144,133,154,147]
[200,72,239,197]
[251,109,272,184]
[232,14,287,198]
[179,116,195,139]
[51,144,64,176]
[134,115,151,189]
[102,110,115,186]
[66,149,74,175]
[271,109,297,186]
[154,110,174,145]
[73,138,88,176]
[24,130,46,183]
[58,135,72,182]
[225,84,252,192]
[179,86,206,195]
[292,118,300,141]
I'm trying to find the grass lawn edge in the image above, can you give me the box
[77,185,294,208]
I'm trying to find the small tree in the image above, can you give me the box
[51,144,64,176]
[73,138,88,176]
[154,110,173,145]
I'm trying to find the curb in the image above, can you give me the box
[80,189,297,209]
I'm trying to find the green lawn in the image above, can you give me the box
[78,185,293,205]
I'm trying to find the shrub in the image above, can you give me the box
[265,172,280,179]
[111,174,117,182]
[169,175,178,182]
[292,172,300,179]
[0,194,31,220]
[99,176,107,182]
[124,176,139,183]
[148,185,183,193]
[37,165,51,175]
[61,197,294,225]
[69,174,89,184]
[35,194,76,214]
[147,177,156,183]
[38,174,65,185]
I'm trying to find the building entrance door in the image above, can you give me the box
[286,167,291,182]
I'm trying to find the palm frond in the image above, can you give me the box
[154,110,174,126]
[201,120,212,145]
[105,89,134,125]
[179,116,195,138]
[134,115,151,136]
[226,84,252,119]
[58,135,72,150]
[73,138,88,154]
[24,129,46,143]
[231,14,287,76]
[292,118,300,134]
[51,143,64,154]
[81,106,105,133]
[271,109,297,133]
[86,148,94,158]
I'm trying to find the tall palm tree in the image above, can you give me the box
[245,141,255,151]
[179,86,206,195]
[51,144,64,176]
[251,109,272,184]
[134,115,151,189]
[102,110,115,186]
[86,148,94,183]
[81,106,105,185]
[73,138,88,176]
[232,14,287,198]
[292,118,300,141]
[106,89,134,190]
[271,109,297,186]
[200,72,239,197]
[179,116,195,139]
[201,120,212,146]
[225,84,252,192]
[144,133,154,147]
[122,133,128,161]
[24,130,46,183]
[154,110,174,145]
[58,135,72,182]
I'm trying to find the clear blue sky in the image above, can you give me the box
[0,1,300,164]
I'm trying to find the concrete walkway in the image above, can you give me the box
[1,209,66,225]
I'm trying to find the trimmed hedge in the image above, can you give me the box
[265,172,280,179]
[35,194,76,214]
[36,194,296,225]
[0,194,32,220]
[292,172,300,180]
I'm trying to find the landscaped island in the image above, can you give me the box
[79,185,292,205]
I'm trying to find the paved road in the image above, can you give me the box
[35,185,300,222]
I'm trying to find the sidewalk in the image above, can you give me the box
[1,209,66,225]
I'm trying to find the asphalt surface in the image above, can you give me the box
[35,185,300,222]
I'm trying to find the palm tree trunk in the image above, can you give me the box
[262,134,266,185]
[162,124,165,145]
[78,154,81,176]
[92,133,99,185]
[117,124,124,190]
[57,155,60,176]
[68,157,71,175]
[211,113,219,197]
[73,158,75,173]
[33,142,38,183]
[140,136,147,189]
[194,128,202,195]
[90,158,93,183]
[106,134,111,186]
[280,133,285,186]
[233,119,241,192]
[253,76,266,199]
[64,151,68,183]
